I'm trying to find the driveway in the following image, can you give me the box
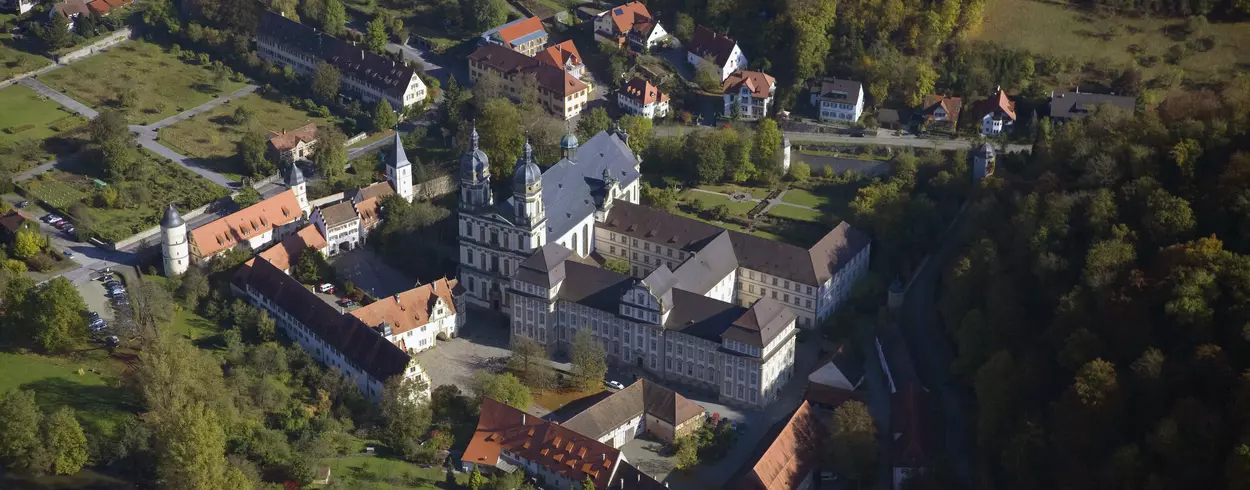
[19,78,98,118]
[413,307,513,390]
[330,248,415,298]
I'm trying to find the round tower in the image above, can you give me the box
[161,204,190,277]
[560,131,578,162]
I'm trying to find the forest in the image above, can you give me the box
[935,78,1250,489]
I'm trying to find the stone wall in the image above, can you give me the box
[412,174,455,201]
[55,28,134,64]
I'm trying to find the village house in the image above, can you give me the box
[480,16,549,57]
[49,0,130,30]
[350,277,465,354]
[594,1,668,50]
[311,201,362,256]
[186,187,306,265]
[919,94,962,130]
[535,40,586,80]
[972,86,1016,136]
[468,44,591,120]
[808,78,865,124]
[232,259,431,402]
[463,397,667,489]
[723,71,776,120]
[256,11,426,109]
[686,26,747,83]
[557,379,704,448]
[617,77,669,119]
[267,123,318,164]
[1048,90,1136,122]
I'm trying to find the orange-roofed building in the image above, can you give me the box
[189,189,305,264]
[350,277,464,354]
[258,224,329,273]
[463,398,663,489]
[535,40,586,79]
[267,123,319,164]
[348,181,395,233]
[617,77,669,119]
[723,71,776,120]
[594,1,668,51]
[974,86,1017,136]
[735,401,827,490]
[481,16,548,57]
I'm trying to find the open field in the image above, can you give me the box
[968,0,1250,83]
[39,40,248,124]
[0,37,52,80]
[765,203,826,223]
[0,84,87,146]
[159,92,334,175]
[21,176,89,209]
[0,350,138,436]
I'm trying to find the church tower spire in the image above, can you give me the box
[459,123,492,210]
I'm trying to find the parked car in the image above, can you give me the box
[318,283,335,294]
[607,380,624,390]
[63,250,74,258]
[41,214,56,223]
[64,226,75,234]
[54,221,70,229]
[342,300,358,308]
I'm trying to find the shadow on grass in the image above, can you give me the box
[21,376,139,435]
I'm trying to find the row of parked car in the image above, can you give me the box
[41,213,75,235]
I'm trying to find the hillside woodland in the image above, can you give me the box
[938,79,1250,489]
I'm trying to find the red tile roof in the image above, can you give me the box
[465,398,621,489]
[921,94,962,122]
[738,401,827,490]
[977,87,1017,121]
[350,277,459,342]
[621,77,667,105]
[267,123,319,152]
[605,2,654,36]
[495,17,545,46]
[191,189,303,258]
[723,71,776,99]
[535,40,583,70]
[468,44,589,98]
[258,224,328,272]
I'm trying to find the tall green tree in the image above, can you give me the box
[687,130,727,184]
[365,16,389,54]
[379,375,433,461]
[462,0,506,32]
[312,128,348,179]
[238,131,273,177]
[372,99,398,132]
[43,407,88,476]
[618,114,653,154]
[0,390,43,473]
[508,337,555,390]
[753,118,783,165]
[787,0,838,84]
[472,372,531,410]
[154,402,250,490]
[33,277,89,353]
[311,62,341,103]
[570,329,608,390]
[12,226,42,260]
[830,400,877,483]
[477,99,524,182]
[576,108,612,141]
[319,0,346,35]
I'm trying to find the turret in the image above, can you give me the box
[384,133,414,203]
[161,204,190,277]
[560,131,578,162]
[286,162,309,215]
[459,124,493,210]
[511,139,544,225]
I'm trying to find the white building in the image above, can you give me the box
[686,26,747,83]
[188,186,305,265]
[809,78,864,124]
[312,201,362,256]
[351,277,466,354]
[381,134,414,203]
[976,86,1016,136]
[594,1,667,50]
[558,379,704,448]
[257,11,426,109]
[456,126,641,311]
[161,205,190,277]
[723,71,775,120]
[3,0,36,14]
[617,77,670,119]
[234,258,431,402]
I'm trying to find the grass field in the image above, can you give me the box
[167,309,219,342]
[0,37,52,81]
[968,0,1250,83]
[0,350,138,437]
[766,203,826,223]
[318,456,464,489]
[679,190,757,216]
[160,93,334,175]
[780,188,829,209]
[39,40,248,124]
[0,84,88,146]
[696,183,773,200]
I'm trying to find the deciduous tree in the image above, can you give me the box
[311,62,341,103]
[473,372,532,410]
[312,128,348,179]
[830,400,877,482]
[0,390,43,473]
[380,375,433,461]
[570,329,608,390]
[577,108,612,141]
[238,131,273,177]
[365,16,388,54]
[372,99,398,132]
[33,277,89,353]
[509,337,556,390]
[43,407,88,475]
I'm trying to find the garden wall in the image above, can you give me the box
[55,28,134,64]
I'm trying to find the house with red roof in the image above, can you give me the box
[723,71,776,120]
[686,26,747,82]
[480,16,549,57]
[535,40,586,80]
[973,86,1016,136]
[594,1,668,50]
[617,77,670,119]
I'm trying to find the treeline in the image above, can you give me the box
[1069,0,1250,19]
[934,81,1250,489]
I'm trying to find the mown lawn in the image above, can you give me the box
[317,456,465,489]
[696,183,773,200]
[159,92,334,174]
[0,84,87,146]
[679,190,757,216]
[968,0,1250,83]
[0,350,138,437]
[779,188,829,209]
[39,40,248,124]
[766,202,827,223]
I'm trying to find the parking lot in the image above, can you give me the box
[73,269,136,345]
[413,306,512,390]
[330,249,415,298]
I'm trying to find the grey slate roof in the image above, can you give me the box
[562,379,703,440]
[286,162,306,187]
[723,298,794,347]
[1049,91,1136,120]
[257,12,416,99]
[527,131,640,240]
[318,201,359,227]
[556,261,636,312]
[605,202,871,286]
[515,243,574,288]
[665,289,748,343]
[672,231,738,295]
[811,78,863,104]
[385,133,410,169]
[161,204,184,228]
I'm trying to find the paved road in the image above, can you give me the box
[20,78,98,118]
[143,84,258,130]
[13,157,65,181]
[897,205,977,487]
[0,195,137,286]
[0,62,59,90]
[653,125,1033,153]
